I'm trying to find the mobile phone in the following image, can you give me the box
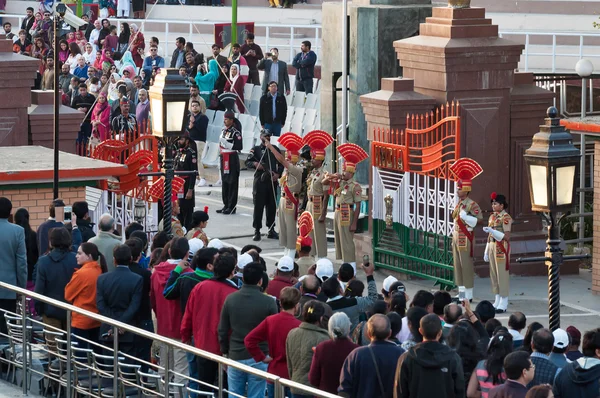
[64,206,72,222]
[458,286,466,301]
[265,52,272,57]
[363,254,369,264]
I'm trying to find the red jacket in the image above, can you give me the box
[181,278,237,355]
[244,311,301,379]
[265,275,295,300]
[151,260,191,339]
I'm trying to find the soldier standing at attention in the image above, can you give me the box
[264,132,305,258]
[323,143,367,273]
[449,158,483,302]
[483,193,512,313]
[217,111,243,215]
[302,130,333,260]
[174,132,198,230]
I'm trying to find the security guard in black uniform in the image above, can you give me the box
[175,132,198,230]
[217,110,243,215]
[245,130,283,241]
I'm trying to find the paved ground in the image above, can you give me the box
[193,168,600,334]
[0,379,38,398]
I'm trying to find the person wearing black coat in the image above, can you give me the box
[259,82,288,137]
[73,201,96,243]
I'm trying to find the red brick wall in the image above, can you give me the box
[593,142,600,294]
[2,186,87,230]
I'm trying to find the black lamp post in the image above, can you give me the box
[53,3,67,200]
[520,106,586,331]
[146,68,190,237]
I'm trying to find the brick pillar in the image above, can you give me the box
[593,141,600,294]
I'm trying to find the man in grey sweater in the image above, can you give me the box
[218,262,278,398]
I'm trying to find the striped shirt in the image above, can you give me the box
[476,360,507,398]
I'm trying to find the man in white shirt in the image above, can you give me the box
[89,19,102,52]
[508,311,526,348]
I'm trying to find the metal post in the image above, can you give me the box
[53,13,60,199]
[217,363,223,398]
[113,325,119,398]
[273,379,284,398]
[66,311,72,398]
[163,138,174,237]
[164,345,171,398]
[579,132,586,249]
[232,0,238,46]
[341,0,348,146]
[582,77,588,118]
[546,212,562,331]
[589,77,594,113]
[289,27,295,65]
[20,295,27,395]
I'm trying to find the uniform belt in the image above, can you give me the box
[336,204,354,209]
[308,195,323,201]
[282,192,299,198]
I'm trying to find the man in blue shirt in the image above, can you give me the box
[170,37,186,69]
[142,45,164,84]
[259,81,287,137]
[292,40,317,94]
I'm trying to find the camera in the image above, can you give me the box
[64,206,72,222]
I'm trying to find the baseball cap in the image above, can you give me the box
[277,256,294,272]
[566,326,581,343]
[315,259,334,282]
[207,238,224,249]
[553,328,570,349]
[382,276,399,293]
[237,253,253,270]
[188,238,204,258]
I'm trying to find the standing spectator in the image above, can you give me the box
[135,89,150,127]
[258,48,290,95]
[35,228,79,332]
[117,23,131,54]
[195,60,220,107]
[467,330,513,398]
[41,56,55,90]
[339,314,404,398]
[259,81,287,137]
[150,237,190,388]
[433,290,452,321]
[111,97,138,140]
[224,64,246,113]
[219,262,278,398]
[129,24,145,68]
[116,0,131,19]
[488,351,535,398]
[309,312,358,395]
[286,300,330,397]
[553,327,600,398]
[475,300,497,325]
[447,321,485,391]
[297,275,332,321]
[400,307,428,351]
[528,329,559,388]
[170,37,186,69]
[72,83,96,146]
[187,99,209,187]
[397,290,435,343]
[131,75,144,106]
[91,92,111,141]
[89,214,121,272]
[526,385,553,398]
[549,328,570,370]
[65,242,104,349]
[89,20,102,51]
[442,303,463,339]
[181,254,237,395]
[395,314,463,398]
[521,322,544,355]
[0,198,27,334]
[37,199,65,256]
[245,287,302,398]
[72,203,95,245]
[266,256,295,299]
[96,244,142,356]
[240,33,264,85]
[207,44,227,68]
[13,208,38,292]
[292,41,317,94]
[509,312,527,348]
[21,7,35,39]
[565,326,583,361]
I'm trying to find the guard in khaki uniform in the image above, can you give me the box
[323,143,368,273]
[483,193,512,313]
[303,130,334,259]
[449,158,483,301]
[265,132,305,258]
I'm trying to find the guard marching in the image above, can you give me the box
[174,132,198,230]
[264,132,305,258]
[323,143,367,273]
[302,130,334,260]
[483,192,512,313]
[449,158,483,301]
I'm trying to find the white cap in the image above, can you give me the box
[382,276,398,292]
[237,253,254,270]
[277,256,294,272]
[315,258,334,282]
[188,238,204,257]
[207,238,224,249]
[553,328,570,349]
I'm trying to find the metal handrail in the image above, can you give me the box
[0,281,338,398]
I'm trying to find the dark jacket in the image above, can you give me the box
[0,220,28,300]
[257,58,290,95]
[37,219,63,255]
[72,93,96,122]
[218,284,278,360]
[259,92,287,126]
[24,228,39,282]
[553,357,600,398]
[394,341,465,398]
[488,380,528,398]
[339,340,405,398]
[163,266,213,313]
[129,262,152,322]
[76,218,96,243]
[34,249,79,321]
[245,144,284,187]
[96,266,143,342]
[528,353,559,388]
[187,111,209,142]
[292,50,317,81]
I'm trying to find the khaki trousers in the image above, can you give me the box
[307,201,327,258]
[452,231,474,289]
[488,242,510,297]
[158,341,189,394]
[278,197,297,250]
[194,140,206,179]
[334,209,356,263]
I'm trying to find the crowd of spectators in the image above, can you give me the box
[0,192,599,398]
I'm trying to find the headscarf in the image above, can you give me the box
[130,23,138,33]
[67,32,76,44]
[194,59,220,103]
[83,44,97,65]
[94,92,109,115]
[108,72,121,103]
[119,51,136,75]
[118,23,131,45]
[229,64,240,88]
[100,49,114,65]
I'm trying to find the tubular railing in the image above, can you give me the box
[0,281,338,398]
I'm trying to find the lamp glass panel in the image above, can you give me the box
[556,165,576,206]
[151,98,163,134]
[166,101,187,132]
[529,164,548,207]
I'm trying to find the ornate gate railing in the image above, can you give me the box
[372,102,460,289]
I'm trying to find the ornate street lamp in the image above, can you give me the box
[146,68,190,237]
[521,106,586,331]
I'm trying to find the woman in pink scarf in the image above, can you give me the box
[91,92,111,141]
[75,31,87,52]
[66,32,76,44]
